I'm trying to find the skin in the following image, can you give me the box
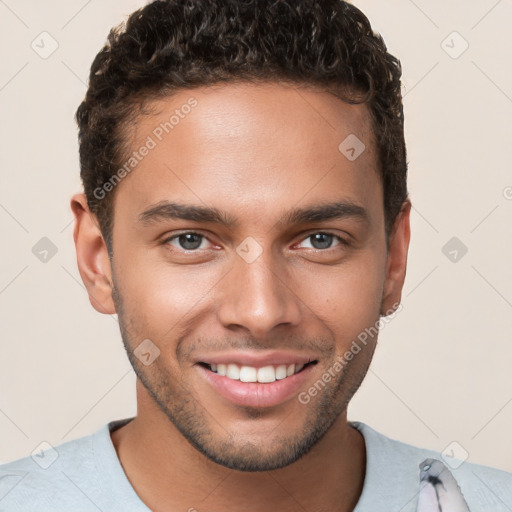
[71,82,411,512]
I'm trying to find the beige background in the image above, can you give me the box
[0,0,511,472]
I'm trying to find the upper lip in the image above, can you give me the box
[194,350,318,368]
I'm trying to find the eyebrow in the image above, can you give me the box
[138,200,369,228]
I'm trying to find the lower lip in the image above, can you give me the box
[197,364,316,408]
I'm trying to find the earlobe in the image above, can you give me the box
[70,193,116,315]
[380,199,412,316]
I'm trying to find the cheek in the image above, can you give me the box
[115,250,225,332]
[292,252,385,343]
[115,237,386,348]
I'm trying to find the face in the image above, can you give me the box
[74,82,410,472]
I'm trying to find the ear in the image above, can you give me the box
[70,193,116,315]
[380,199,411,316]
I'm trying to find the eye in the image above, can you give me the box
[161,230,350,254]
[163,232,212,251]
[296,232,349,250]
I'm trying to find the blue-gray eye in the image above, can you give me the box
[298,232,344,250]
[167,233,206,251]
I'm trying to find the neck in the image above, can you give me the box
[111,382,366,512]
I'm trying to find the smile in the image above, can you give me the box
[201,362,312,383]
[196,359,318,408]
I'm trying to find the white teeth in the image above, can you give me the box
[208,362,308,382]
[226,364,240,380]
[275,365,288,380]
[257,365,276,383]
[239,366,257,382]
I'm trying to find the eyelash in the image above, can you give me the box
[161,231,350,253]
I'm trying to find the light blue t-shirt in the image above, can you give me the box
[0,417,510,511]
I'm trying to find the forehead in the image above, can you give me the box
[114,82,382,228]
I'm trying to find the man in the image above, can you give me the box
[1,0,510,511]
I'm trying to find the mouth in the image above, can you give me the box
[198,361,317,383]
[195,359,319,408]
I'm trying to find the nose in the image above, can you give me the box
[216,245,302,339]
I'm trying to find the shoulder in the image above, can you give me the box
[351,421,512,511]
[0,428,101,512]
[449,455,512,508]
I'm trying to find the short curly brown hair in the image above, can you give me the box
[75,0,408,255]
